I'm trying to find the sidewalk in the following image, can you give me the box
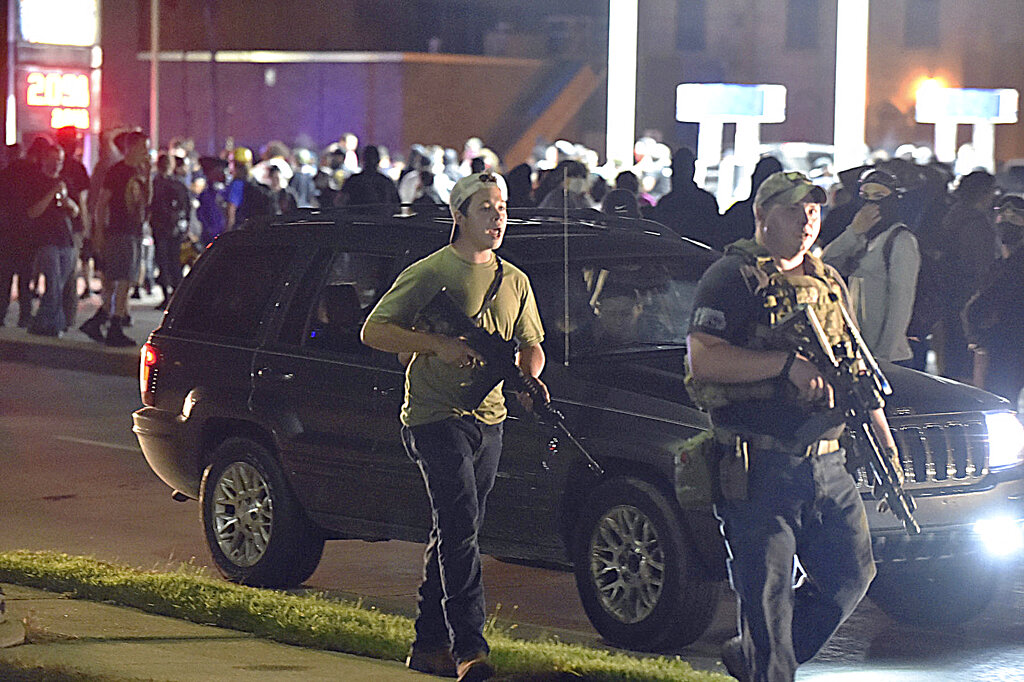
[0,294,433,680]
[0,290,165,378]
[0,584,429,681]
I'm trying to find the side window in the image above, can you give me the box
[278,250,393,356]
[173,239,295,341]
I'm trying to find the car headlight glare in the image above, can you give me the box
[985,411,1024,470]
[974,516,1024,557]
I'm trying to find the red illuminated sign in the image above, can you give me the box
[23,70,91,130]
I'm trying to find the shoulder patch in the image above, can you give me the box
[693,306,727,332]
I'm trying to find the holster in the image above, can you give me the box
[717,433,750,502]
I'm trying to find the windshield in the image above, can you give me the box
[530,254,713,361]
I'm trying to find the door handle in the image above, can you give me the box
[256,367,294,382]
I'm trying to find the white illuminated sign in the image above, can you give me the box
[676,83,787,122]
[916,87,1019,124]
[19,0,99,47]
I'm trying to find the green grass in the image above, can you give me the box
[0,550,729,682]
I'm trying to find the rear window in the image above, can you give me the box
[173,238,296,341]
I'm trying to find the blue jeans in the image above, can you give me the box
[30,245,75,334]
[402,416,503,662]
[714,448,875,682]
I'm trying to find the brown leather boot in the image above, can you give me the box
[456,652,494,682]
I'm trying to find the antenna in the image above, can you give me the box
[562,165,570,367]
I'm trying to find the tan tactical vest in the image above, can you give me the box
[686,239,852,410]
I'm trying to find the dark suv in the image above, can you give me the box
[133,206,1024,651]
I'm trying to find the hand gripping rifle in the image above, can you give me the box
[771,300,920,535]
[414,288,604,475]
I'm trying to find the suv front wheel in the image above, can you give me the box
[868,556,1002,626]
[572,477,722,650]
[200,437,325,588]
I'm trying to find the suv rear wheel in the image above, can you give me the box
[572,477,721,650]
[200,437,324,588]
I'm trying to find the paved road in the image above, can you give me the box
[2,361,1024,680]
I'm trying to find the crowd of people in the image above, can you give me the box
[1,126,1021,405]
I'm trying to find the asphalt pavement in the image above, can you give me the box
[0,292,444,680]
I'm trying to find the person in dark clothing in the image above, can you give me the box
[817,165,869,248]
[25,141,78,336]
[601,188,642,218]
[80,131,151,347]
[151,154,191,308]
[505,163,534,208]
[55,127,90,329]
[196,156,228,246]
[687,171,893,682]
[648,146,721,246]
[933,170,998,381]
[335,145,400,208]
[0,143,37,327]
[226,146,275,229]
[962,194,1024,403]
[720,156,783,248]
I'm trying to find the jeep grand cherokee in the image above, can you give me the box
[133,206,1024,650]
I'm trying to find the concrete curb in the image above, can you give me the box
[0,587,25,649]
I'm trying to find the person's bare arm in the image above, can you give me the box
[516,342,549,405]
[93,187,111,249]
[27,181,62,219]
[687,331,833,406]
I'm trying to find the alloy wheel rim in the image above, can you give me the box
[589,504,665,623]
[212,461,273,567]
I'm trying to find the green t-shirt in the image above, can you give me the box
[365,245,545,427]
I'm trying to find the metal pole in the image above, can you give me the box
[833,0,869,172]
[150,0,159,147]
[606,0,638,168]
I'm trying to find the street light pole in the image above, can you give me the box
[606,0,638,168]
[833,0,869,172]
[150,0,159,147]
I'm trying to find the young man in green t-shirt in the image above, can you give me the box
[362,172,545,682]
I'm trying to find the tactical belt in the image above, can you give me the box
[713,427,840,458]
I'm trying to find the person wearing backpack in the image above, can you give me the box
[822,169,920,363]
[226,146,273,229]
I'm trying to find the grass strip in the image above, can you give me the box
[0,550,728,682]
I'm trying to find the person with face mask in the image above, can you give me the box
[822,169,921,362]
[962,195,1024,402]
[537,159,591,209]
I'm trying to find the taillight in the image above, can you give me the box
[140,342,161,406]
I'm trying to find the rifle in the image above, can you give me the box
[771,301,920,535]
[414,288,604,475]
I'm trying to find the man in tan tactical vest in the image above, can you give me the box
[687,171,902,682]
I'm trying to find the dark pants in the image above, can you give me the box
[715,448,876,682]
[401,416,503,662]
[0,246,36,324]
[61,237,82,329]
[153,234,183,293]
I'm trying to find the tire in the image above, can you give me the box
[200,437,325,588]
[572,477,722,650]
[868,557,1002,627]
